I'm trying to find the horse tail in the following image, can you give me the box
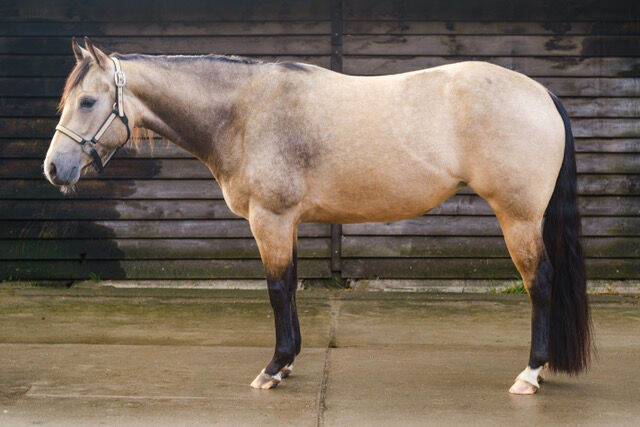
[543,91,591,374]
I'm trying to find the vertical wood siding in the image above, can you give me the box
[0,0,638,282]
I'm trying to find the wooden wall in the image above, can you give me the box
[1,0,638,283]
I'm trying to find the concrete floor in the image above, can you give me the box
[0,286,638,426]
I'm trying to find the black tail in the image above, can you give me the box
[544,92,591,374]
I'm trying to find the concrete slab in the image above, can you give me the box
[0,287,637,425]
[0,344,325,426]
[325,294,640,426]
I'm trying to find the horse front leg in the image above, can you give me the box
[248,206,299,389]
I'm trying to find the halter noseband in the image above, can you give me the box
[55,57,131,173]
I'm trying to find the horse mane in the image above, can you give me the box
[57,58,91,113]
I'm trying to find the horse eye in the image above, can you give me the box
[80,97,96,109]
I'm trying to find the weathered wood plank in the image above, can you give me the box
[342,0,640,22]
[0,199,240,220]
[341,258,640,279]
[0,179,225,199]
[0,36,331,55]
[0,196,627,220]
[0,220,330,238]
[0,55,331,78]
[341,236,640,258]
[0,259,331,280]
[2,195,637,220]
[576,153,640,173]
[0,158,213,179]
[0,238,331,259]
[1,153,637,179]
[575,139,640,153]
[342,216,640,237]
[343,56,640,77]
[343,21,640,36]
[0,21,331,37]
[0,0,332,22]
[572,119,640,138]
[3,55,638,79]
[3,138,639,160]
[4,77,638,98]
[342,35,640,56]
[536,78,640,97]
[3,116,639,141]
[563,98,640,117]
[0,139,192,158]
[1,175,637,201]
[3,96,640,122]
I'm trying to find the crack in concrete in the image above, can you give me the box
[316,296,342,427]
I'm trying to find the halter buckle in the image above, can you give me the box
[115,70,126,87]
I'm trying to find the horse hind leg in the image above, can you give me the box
[493,214,551,394]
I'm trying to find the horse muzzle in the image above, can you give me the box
[44,158,80,186]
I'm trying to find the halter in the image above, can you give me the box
[55,57,131,173]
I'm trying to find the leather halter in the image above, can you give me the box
[55,57,131,173]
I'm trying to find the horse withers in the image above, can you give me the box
[44,37,590,394]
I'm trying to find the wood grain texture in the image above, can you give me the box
[1,1,637,281]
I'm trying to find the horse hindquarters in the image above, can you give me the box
[487,93,589,394]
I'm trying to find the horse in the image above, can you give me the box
[44,37,590,395]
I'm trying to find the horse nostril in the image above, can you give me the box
[49,162,57,178]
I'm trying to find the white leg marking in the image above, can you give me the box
[509,366,543,395]
[280,363,294,378]
[250,369,282,390]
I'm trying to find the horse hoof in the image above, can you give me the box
[250,369,281,390]
[280,363,293,379]
[509,378,538,395]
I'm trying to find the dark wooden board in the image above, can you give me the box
[0,259,331,280]
[2,138,639,161]
[2,56,638,78]
[0,220,330,239]
[343,56,640,77]
[0,21,331,37]
[342,216,640,237]
[341,258,640,279]
[0,0,332,22]
[1,153,637,179]
[341,236,640,258]
[0,237,331,260]
[0,179,225,199]
[0,36,331,55]
[342,35,640,57]
[1,175,638,201]
[343,21,640,36]
[4,77,639,98]
[0,158,213,179]
[0,139,193,158]
[1,196,637,220]
[342,0,639,22]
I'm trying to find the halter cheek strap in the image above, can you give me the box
[54,56,131,174]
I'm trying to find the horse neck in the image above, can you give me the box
[121,56,258,173]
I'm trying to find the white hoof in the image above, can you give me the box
[250,369,282,390]
[509,366,542,395]
[280,363,293,379]
[509,378,538,395]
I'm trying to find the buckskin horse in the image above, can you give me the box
[44,38,590,395]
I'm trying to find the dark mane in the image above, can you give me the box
[112,53,263,65]
[58,58,91,112]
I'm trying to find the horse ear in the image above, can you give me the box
[84,36,109,69]
[72,36,88,63]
